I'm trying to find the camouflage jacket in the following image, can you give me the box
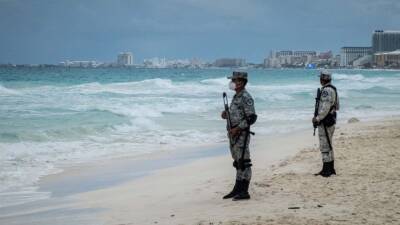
[229,89,256,130]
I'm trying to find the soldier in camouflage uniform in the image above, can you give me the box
[312,70,339,177]
[221,71,257,201]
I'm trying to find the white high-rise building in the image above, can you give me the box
[117,52,133,66]
[340,47,371,67]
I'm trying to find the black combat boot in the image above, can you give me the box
[325,161,336,176]
[223,179,240,199]
[320,161,336,177]
[314,162,328,176]
[232,180,250,201]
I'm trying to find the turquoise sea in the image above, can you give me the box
[1,67,400,206]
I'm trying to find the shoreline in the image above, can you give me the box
[0,124,314,207]
[0,125,316,224]
[0,142,227,208]
[1,116,400,225]
[39,143,227,197]
[39,124,318,195]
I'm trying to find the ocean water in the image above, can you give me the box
[1,67,400,207]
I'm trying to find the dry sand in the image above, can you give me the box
[75,118,400,225]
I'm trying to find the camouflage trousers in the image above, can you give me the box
[318,124,335,163]
[230,131,252,181]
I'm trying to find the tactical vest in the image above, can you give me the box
[320,84,338,127]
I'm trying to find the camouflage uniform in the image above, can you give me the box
[316,83,338,163]
[229,89,256,181]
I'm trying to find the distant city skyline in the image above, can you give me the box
[1,0,400,64]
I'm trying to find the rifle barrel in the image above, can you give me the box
[313,88,321,136]
[223,92,234,147]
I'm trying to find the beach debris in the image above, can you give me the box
[170,214,175,217]
[348,117,360,123]
[317,204,323,208]
[279,160,289,167]
[288,206,300,209]
[254,182,270,187]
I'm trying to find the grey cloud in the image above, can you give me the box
[0,0,399,64]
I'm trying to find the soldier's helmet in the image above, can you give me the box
[227,71,248,80]
[319,69,332,81]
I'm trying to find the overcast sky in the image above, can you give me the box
[1,0,400,64]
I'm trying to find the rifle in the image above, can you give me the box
[222,92,234,148]
[313,88,321,136]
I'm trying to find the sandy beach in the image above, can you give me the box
[69,117,399,225]
[1,117,399,225]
